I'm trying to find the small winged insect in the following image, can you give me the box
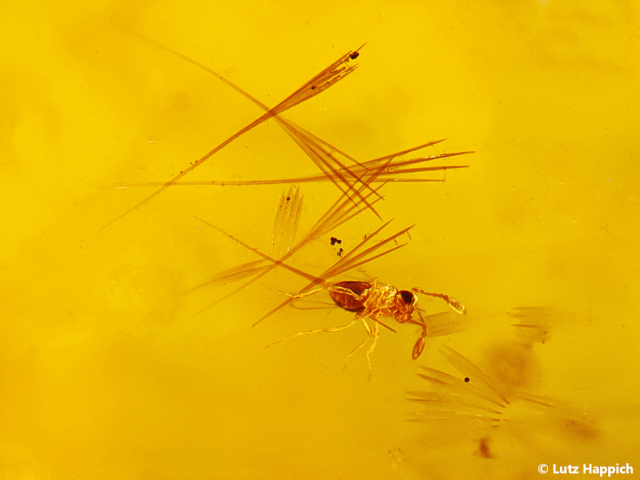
[294,280,465,363]
[104,35,472,230]
[193,183,466,374]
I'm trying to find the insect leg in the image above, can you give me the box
[342,316,373,370]
[342,328,371,370]
[265,316,358,349]
[365,320,381,380]
[412,310,429,360]
[280,288,325,299]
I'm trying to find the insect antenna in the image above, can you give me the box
[412,287,467,315]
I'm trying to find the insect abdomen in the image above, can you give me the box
[329,281,371,312]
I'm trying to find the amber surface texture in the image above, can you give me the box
[1,1,638,479]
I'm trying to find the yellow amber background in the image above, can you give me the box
[1,0,638,479]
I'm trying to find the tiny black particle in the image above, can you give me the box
[286,196,290,201]
[311,86,316,90]
[349,52,360,60]
[330,236,342,246]
[337,248,343,257]
[464,377,470,383]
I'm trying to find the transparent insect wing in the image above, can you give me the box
[418,311,467,338]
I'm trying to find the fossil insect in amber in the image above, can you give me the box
[194,185,466,374]
[277,279,465,370]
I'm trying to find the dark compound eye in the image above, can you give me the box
[399,290,414,305]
